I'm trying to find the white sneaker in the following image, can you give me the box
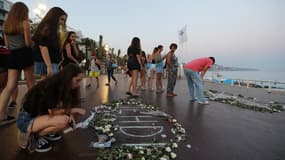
[198,101,209,105]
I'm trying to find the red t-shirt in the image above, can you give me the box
[184,57,213,72]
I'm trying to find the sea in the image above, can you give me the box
[207,71,285,82]
[206,70,285,89]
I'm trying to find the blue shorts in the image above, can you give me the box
[34,62,59,76]
[155,66,164,73]
[17,109,34,133]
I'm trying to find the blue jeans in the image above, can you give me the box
[34,62,59,76]
[183,68,206,102]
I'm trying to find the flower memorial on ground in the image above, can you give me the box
[205,90,285,113]
[88,98,186,160]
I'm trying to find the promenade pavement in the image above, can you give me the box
[0,74,284,160]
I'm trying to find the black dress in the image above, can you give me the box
[127,47,140,71]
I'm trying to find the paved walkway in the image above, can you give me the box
[0,74,285,160]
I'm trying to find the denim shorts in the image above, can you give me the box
[17,109,34,133]
[34,62,59,76]
[155,66,164,73]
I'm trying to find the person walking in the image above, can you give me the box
[0,2,35,126]
[87,53,101,88]
[33,7,67,79]
[105,56,117,86]
[166,43,178,97]
[183,57,215,104]
[17,64,86,152]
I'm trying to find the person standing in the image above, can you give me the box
[0,37,18,109]
[17,64,86,152]
[139,51,147,90]
[154,45,168,93]
[183,57,215,104]
[166,43,178,97]
[126,37,142,96]
[147,47,158,91]
[0,2,35,126]
[33,7,67,79]
[61,31,79,68]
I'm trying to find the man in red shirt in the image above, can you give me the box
[183,57,215,104]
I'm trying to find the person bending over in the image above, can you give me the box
[17,63,86,152]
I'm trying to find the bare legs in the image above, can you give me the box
[0,66,35,121]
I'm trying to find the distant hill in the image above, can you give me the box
[209,64,259,71]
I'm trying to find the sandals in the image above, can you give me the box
[0,116,16,126]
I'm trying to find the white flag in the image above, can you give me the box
[178,25,188,44]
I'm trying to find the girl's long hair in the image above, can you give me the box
[22,64,83,115]
[129,37,141,50]
[3,2,28,34]
[32,7,67,48]
[61,31,75,51]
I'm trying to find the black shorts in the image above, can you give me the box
[127,59,140,71]
[0,53,8,73]
[7,47,34,70]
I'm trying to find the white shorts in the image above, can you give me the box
[150,64,156,70]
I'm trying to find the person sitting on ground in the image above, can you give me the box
[183,57,215,104]
[17,63,86,153]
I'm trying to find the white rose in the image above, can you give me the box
[170,152,177,159]
[165,147,172,152]
[172,119,177,123]
[179,128,186,134]
[171,143,178,148]
[139,150,144,154]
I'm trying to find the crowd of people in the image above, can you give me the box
[0,1,216,154]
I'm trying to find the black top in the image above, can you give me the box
[22,82,58,117]
[127,47,140,61]
[33,35,61,63]
[62,43,77,66]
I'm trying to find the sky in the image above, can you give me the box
[10,0,285,71]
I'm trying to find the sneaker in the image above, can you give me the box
[190,98,197,102]
[0,116,16,126]
[8,101,17,109]
[43,133,62,141]
[198,101,209,105]
[35,137,52,153]
[126,91,132,96]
